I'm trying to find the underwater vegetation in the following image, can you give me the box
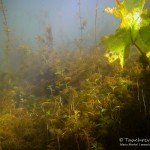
[0,0,150,150]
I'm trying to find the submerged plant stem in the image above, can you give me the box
[0,0,11,73]
[94,0,99,45]
[78,0,82,53]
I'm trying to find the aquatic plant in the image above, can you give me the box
[36,26,53,51]
[101,0,150,68]
[78,0,83,52]
[0,0,11,73]
[94,0,99,45]
[1,0,150,149]
[77,0,87,52]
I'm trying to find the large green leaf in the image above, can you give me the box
[104,0,145,29]
[135,8,150,54]
[101,0,150,68]
[102,28,131,68]
[136,26,150,53]
[123,0,146,12]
